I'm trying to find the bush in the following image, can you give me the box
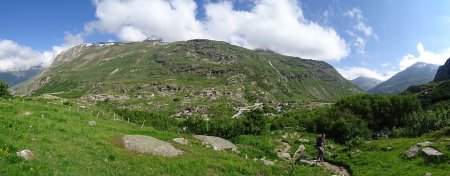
[181,109,269,139]
[0,81,11,98]
[402,108,450,137]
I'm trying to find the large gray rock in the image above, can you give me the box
[422,147,443,157]
[123,135,183,157]
[194,135,237,151]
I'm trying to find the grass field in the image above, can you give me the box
[0,97,331,176]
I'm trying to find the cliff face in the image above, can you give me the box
[434,57,450,82]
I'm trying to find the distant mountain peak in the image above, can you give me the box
[350,76,382,91]
[368,62,439,94]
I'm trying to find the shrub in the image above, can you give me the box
[402,108,450,137]
[0,81,11,98]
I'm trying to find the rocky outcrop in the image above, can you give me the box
[194,135,237,151]
[122,135,183,157]
[434,57,450,82]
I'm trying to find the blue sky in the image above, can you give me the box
[1,0,450,80]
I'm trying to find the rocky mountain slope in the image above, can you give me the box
[350,76,382,91]
[368,62,439,94]
[18,39,360,116]
[434,57,450,82]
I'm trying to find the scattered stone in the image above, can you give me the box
[276,141,292,160]
[404,145,419,159]
[416,141,433,147]
[259,157,275,166]
[173,138,189,145]
[298,159,318,166]
[122,135,183,157]
[16,149,34,160]
[88,121,97,126]
[293,145,306,161]
[194,135,237,151]
[424,173,432,176]
[298,139,310,143]
[278,152,291,160]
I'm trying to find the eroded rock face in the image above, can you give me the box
[434,58,450,82]
[122,135,183,157]
[194,135,237,151]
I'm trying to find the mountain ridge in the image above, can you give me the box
[18,39,361,116]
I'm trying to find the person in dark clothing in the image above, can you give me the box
[316,133,325,162]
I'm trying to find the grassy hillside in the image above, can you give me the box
[17,40,360,117]
[0,97,331,176]
[1,97,448,175]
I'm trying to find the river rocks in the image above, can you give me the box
[173,138,189,145]
[123,135,183,157]
[16,149,34,160]
[194,135,237,151]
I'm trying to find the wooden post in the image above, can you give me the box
[128,118,130,123]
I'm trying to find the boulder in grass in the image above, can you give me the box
[123,135,183,157]
[88,121,97,126]
[421,147,443,162]
[16,149,34,160]
[194,135,237,151]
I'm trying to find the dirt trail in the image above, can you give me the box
[276,140,351,176]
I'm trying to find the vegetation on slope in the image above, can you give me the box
[17,40,360,117]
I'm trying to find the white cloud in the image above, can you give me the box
[0,33,83,72]
[344,8,363,20]
[86,0,349,61]
[337,67,397,81]
[399,43,450,70]
[344,8,377,54]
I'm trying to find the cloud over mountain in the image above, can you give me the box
[0,33,83,72]
[86,0,349,61]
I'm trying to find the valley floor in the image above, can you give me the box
[0,97,448,175]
